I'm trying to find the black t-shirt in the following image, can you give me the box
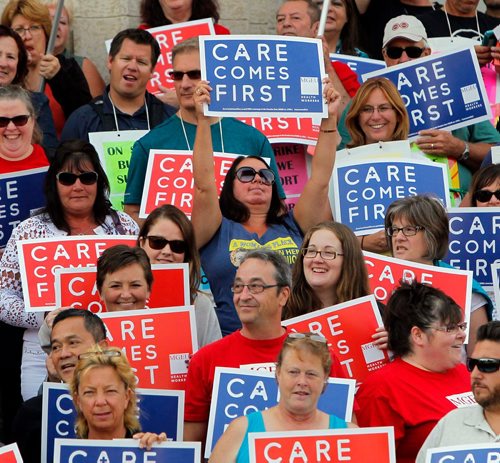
[359,0,439,59]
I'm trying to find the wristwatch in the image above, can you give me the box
[458,142,470,162]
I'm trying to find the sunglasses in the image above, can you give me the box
[78,349,122,360]
[385,46,425,59]
[0,115,30,128]
[235,167,275,185]
[466,357,500,373]
[474,189,500,203]
[168,69,202,81]
[145,236,187,253]
[287,332,327,344]
[56,171,98,186]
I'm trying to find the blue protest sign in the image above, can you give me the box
[0,167,47,248]
[333,158,450,234]
[42,383,183,463]
[200,35,327,117]
[54,439,201,463]
[330,53,386,82]
[205,367,355,458]
[425,443,500,463]
[444,207,499,287]
[363,47,491,137]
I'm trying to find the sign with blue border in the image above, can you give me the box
[425,443,500,463]
[330,53,386,82]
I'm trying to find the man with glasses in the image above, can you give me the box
[61,28,176,142]
[124,36,284,226]
[183,248,345,450]
[417,321,500,462]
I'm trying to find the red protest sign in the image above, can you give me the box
[100,307,197,389]
[146,19,215,94]
[139,150,238,218]
[55,263,190,313]
[0,443,23,463]
[18,236,137,312]
[248,427,395,463]
[282,295,389,383]
[238,117,320,145]
[273,143,309,196]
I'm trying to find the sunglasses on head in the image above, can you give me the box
[385,46,425,59]
[0,115,30,128]
[168,70,202,81]
[56,171,98,186]
[466,357,500,373]
[145,236,187,253]
[235,166,275,186]
[474,189,500,203]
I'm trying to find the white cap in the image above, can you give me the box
[382,15,428,48]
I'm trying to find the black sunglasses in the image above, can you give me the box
[474,189,500,203]
[168,70,202,81]
[385,46,425,59]
[145,236,187,253]
[235,167,275,186]
[466,357,500,373]
[0,114,30,128]
[56,171,98,186]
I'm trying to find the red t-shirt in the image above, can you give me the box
[332,61,360,98]
[0,144,49,174]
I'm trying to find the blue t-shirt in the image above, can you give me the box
[236,411,347,463]
[201,214,302,336]
[124,115,285,205]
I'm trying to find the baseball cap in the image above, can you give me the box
[383,15,428,48]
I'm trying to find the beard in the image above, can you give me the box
[473,382,500,409]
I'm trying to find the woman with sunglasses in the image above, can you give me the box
[138,205,221,347]
[0,139,138,401]
[209,332,356,463]
[356,281,470,463]
[71,346,167,447]
[468,163,500,208]
[191,80,342,336]
[384,194,493,355]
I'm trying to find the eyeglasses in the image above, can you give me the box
[386,225,424,237]
[0,115,30,128]
[360,104,395,115]
[474,189,500,203]
[301,247,344,260]
[385,46,425,59]
[287,332,327,344]
[56,171,98,186]
[466,357,500,373]
[78,349,122,360]
[431,322,468,334]
[145,236,187,253]
[13,25,44,37]
[231,283,280,294]
[168,69,202,81]
[235,167,275,186]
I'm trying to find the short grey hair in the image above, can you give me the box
[239,248,292,288]
[172,36,199,63]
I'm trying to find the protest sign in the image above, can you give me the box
[89,130,148,211]
[282,295,390,382]
[273,143,309,196]
[205,367,356,458]
[18,236,137,311]
[364,251,473,337]
[42,383,184,463]
[444,207,499,287]
[0,443,22,463]
[363,47,491,137]
[493,262,500,318]
[0,167,47,248]
[424,443,500,463]
[332,157,449,234]
[139,150,241,218]
[54,439,200,463]
[238,116,320,145]
[54,263,190,313]
[99,307,197,389]
[492,145,500,164]
[330,53,386,81]
[200,35,327,117]
[248,427,396,463]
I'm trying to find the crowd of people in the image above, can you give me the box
[0,0,498,462]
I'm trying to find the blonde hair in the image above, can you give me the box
[1,0,52,39]
[70,345,140,439]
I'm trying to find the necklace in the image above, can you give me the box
[178,110,225,152]
[109,94,150,132]
[443,4,482,41]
